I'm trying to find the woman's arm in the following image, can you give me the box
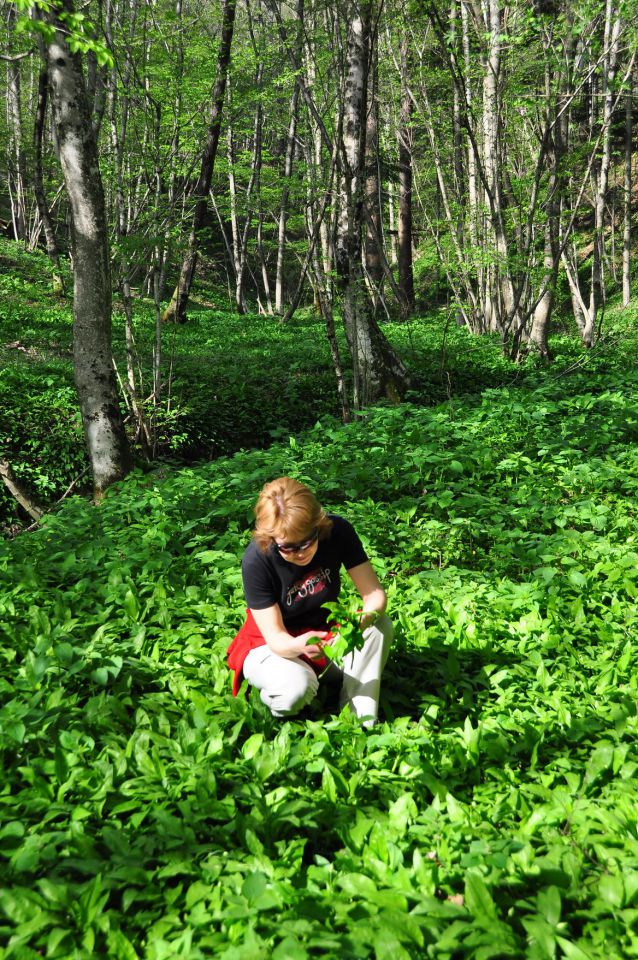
[347,561,387,629]
[250,604,328,660]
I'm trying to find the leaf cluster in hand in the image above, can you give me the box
[319,596,366,664]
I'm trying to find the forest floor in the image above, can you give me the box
[2,240,638,957]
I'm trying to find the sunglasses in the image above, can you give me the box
[275,528,319,555]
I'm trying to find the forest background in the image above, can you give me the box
[1,0,638,957]
[2,0,638,513]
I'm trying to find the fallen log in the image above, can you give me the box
[0,459,44,521]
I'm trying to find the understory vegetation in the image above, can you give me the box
[1,278,638,955]
[1,236,524,529]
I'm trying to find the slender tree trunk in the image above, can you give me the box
[6,7,27,243]
[364,47,383,307]
[159,0,184,301]
[162,0,236,323]
[226,111,244,311]
[46,0,131,496]
[482,0,501,332]
[33,53,64,294]
[419,76,481,328]
[450,0,464,243]
[528,225,555,359]
[387,177,398,267]
[336,4,410,407]
[397,33,415,318]
[460,0,482,327]
[623,77,632,307]
[585,1,620,346]
[275,0,304,314]
[275,82,300,314]
[251,64,272,313]
[527,33,562,359]
[86,48,107,138]
[234,59,265,313]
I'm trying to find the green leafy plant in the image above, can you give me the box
[311,596,367,665]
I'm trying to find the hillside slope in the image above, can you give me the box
[1,365,638,957]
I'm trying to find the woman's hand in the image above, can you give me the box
[296,630,331,660]
[359,610,380,631]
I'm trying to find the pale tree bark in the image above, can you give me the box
[450,0,463,225]
[387,176,398,267]
[364,45,383,307]
[162,0,236,323]
[106,0,150,454]
[266,0,410,400]
[275,80,300,314]
[297,66,350,419]
[461,0,478,255]
[517,19,565,361]
[250,68,272,314]
[417,71,480,329]
[397,31,415,317]
[233,58,265,314]
[557,5,587,338]
[584,0,621,346]
[46,0,131,497]
[273,0,304,316]
[226,107,245,312]
[336,2,410,408]
[623,76,632,307]
[158,0,184,300]
[559,3,626,346]
[528,61,560,360]
[306,146,351,422]
[6,6,27,243]
[33,49,64,294]
[481,0,522,337]
[303,23,334,304]
[243,0,272,314]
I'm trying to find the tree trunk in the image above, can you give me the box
[226,113,245,312]
[336,4,410,408]
[397,33,415,318]
[623,78,632,307]
[275,82,300,314]
[46,0,132,497]
[6,6,27,243]
[33,53,64,294]
[364,47,383,307]
[159,0,184,301]
[162,0,236,323]
[528,49,561,361]
[251,63,272,314]
[585,1,621,346]
[450,0,464,242]
[233,59,266,314]
[387,177,398,267]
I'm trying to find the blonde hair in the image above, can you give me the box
[253,477,332,551]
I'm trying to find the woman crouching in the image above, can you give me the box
[227,477,393,726]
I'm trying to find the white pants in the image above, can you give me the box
[243,615,393,726]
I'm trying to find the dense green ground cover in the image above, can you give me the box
[1,352,638,957]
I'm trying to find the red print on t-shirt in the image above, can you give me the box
[285,567,332,606]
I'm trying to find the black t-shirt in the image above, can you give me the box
[241,514,368,632]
